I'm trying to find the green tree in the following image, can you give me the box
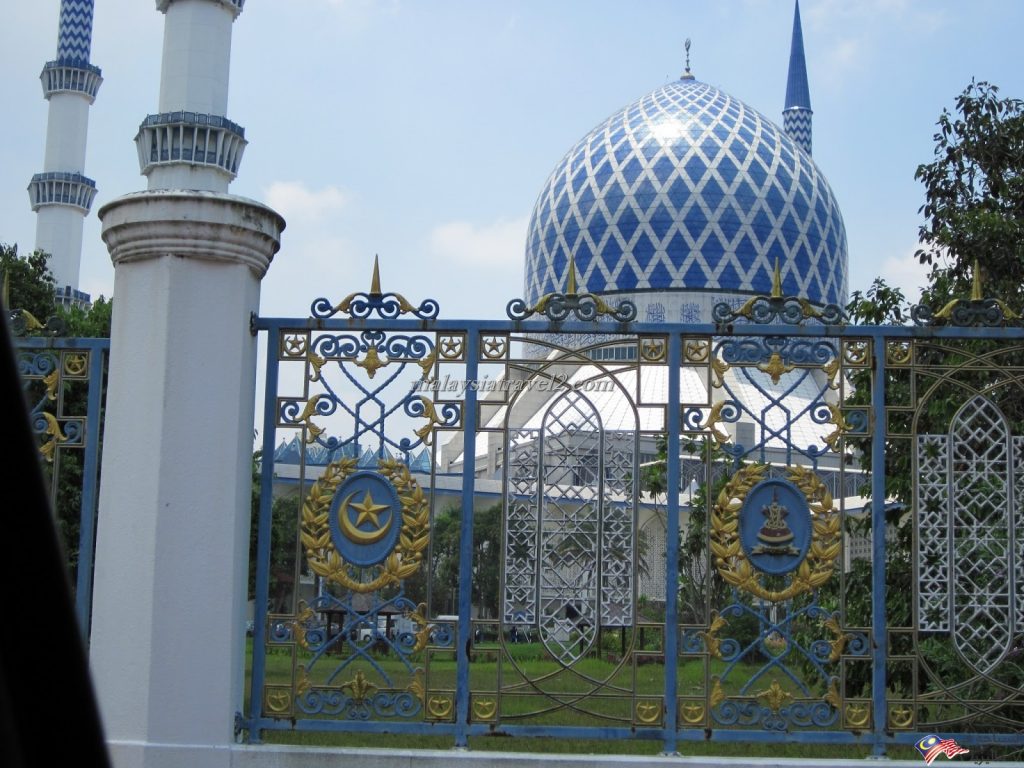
[1,244,56,321]
[428,504,501,617]
[60,295,113,338]
[915,80,1024,304]
[639,435,729,625]
[248,451,302,611]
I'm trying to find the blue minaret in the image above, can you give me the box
[783,0,812,155]
[28,0,102,306]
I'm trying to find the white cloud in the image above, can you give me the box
[877,244,933,302]
[804,0,947,85]
[264,181,350,223]
[428,216,529,268]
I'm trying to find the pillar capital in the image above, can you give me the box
[99,190,284,278]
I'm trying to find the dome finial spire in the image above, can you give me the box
[682,38,695,80]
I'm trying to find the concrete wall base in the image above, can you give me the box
[220,745,1014,768]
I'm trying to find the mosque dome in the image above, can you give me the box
[523,77,848,313]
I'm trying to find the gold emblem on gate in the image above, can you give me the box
[635,701,661,724]
[338,490,391,544]
[427,695,453,719]
[473,698,497,721]
[302,459,429,593]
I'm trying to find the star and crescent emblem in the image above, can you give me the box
[302,460,429,592]
[339,489,392,544]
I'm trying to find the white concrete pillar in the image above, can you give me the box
[92,190,283,768]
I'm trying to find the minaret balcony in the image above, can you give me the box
[28,171,98,213]
[156,0,244,17]
[40,61,103,102]
[135,112,247,181]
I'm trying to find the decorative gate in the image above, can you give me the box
[246,261,1024,755]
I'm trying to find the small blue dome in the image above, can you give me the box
[524,79,847,307]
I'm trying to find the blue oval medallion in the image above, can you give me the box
[328,470,402,567]
[739,478,811,575]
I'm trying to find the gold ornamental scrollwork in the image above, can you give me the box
[39,412,70,462]
[754,680,793,713]
[820,403,854,452]
[710,465,841,602]
[355,346,387,378]
[301,458,429,593]
[699,610,728,659]
[758,352,794,384]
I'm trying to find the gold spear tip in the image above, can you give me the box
[771,258,783,298]
[566,255,578,295]
[370,254,382,295]
[971,259,983,301]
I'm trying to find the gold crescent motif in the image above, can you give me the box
[338,490,391,544]
[302,458,429,593]
[427,695,453,718]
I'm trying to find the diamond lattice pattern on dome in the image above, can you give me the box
[524,80,847,306]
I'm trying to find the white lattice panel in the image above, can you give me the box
[503,429,539,624]
[949,397,1013,673]
[917,434,950,631]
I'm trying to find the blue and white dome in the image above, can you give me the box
[524,78,848,315]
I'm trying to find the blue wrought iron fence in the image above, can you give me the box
[245,264,1024,756]
[14,325,108,638]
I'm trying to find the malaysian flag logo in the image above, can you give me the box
[915,734,970,764]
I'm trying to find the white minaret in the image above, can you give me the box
[28,0,102,306]
[92,1,283,765]
[135,0,248,193]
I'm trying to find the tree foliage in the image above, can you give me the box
[915,80,1024,303]
[428,504,501,617]
[1,244,56,321]
[639,435,729,625]
[248,451,302,610]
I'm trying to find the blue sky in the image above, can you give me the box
[2,0,1023,319]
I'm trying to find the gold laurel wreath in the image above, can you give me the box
[710,465,840,602]
[301,457,430,593]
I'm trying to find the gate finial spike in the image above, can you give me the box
[370,254,382,296]
[971,259,983,301]
[567,255,578,295]
[771,258,783,298]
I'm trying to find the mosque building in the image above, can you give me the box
[524,1,846,339]
[271,2,853,521]
[431,0,857,609]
